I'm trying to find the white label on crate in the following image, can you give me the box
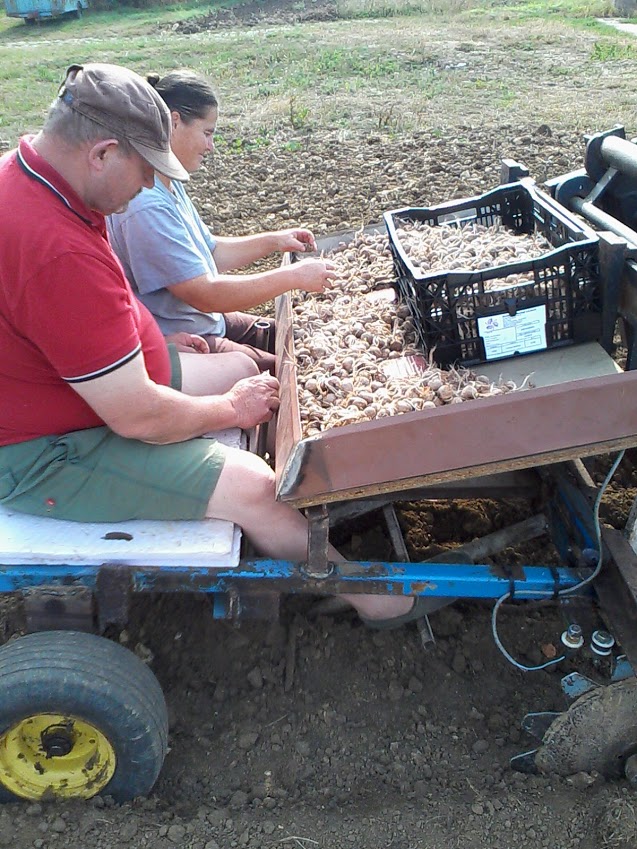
[477,305,547,361]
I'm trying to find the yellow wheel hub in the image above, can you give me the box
[0,713,116,799]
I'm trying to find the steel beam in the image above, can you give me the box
[0,559,581,599]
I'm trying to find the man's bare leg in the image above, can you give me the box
[206,448,413,621]
[179,351,258,396]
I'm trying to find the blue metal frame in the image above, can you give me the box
[0,468,598,617]
[541,474,596,563]
[553,479,598,550]
[0,559,583,598]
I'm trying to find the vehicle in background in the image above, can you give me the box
[3,0,88,23]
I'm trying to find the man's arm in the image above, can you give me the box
[212,228,316,273]
[70,352,279,445]
[168,257,337,314]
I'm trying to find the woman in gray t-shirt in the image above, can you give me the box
[107,70,336,373]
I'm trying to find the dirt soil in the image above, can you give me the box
[172,0,338,31]
[6,4,637,849]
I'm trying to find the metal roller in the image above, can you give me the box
[549,127,637,246]
[584,126,637,182]
[598,135,637,180]
[569,194,637,248]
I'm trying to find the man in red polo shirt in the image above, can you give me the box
[0,62,422,628]
[0,63,277,523]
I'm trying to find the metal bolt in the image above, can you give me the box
[561,623,584,651]
[591,629,615,657]
[581,548,600,568]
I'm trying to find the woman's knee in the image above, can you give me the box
[229,351,260,378]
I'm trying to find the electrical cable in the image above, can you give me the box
[491,589,567,672]
[491,450,626,672]
[560,449,625,596]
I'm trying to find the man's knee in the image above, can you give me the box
[205,450,275,519]
[232,453,276,501]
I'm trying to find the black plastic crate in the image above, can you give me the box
[384,180,601,367]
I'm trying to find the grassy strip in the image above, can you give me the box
[0,0,634,145]
[471,0,615,18]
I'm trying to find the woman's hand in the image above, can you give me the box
[289,257,338,293]
[165,332,210,354]
[274,228,317,254]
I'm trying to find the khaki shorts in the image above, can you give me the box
[0,345,226,523]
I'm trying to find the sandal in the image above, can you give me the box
[360,594,453,630]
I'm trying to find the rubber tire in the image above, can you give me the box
[0,631,168,802]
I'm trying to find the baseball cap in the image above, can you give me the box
[58,63,189,182]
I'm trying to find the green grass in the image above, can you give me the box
[0,0,635,145]
[591,39,637,60]
[472,0,614,18]
[336,0,470,17]
[0,10,452,139]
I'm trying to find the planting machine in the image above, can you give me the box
[2,128,637,800]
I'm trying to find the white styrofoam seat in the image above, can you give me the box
[0,430,243,568]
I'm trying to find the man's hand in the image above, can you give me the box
[165,332,210,354]
[275,228,317,254]
[290,257,338,294]
[227,372,280,429]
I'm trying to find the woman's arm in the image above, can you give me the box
[167,256,336,314]
[212,228,316,272]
